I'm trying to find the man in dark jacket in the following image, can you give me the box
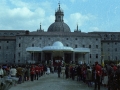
[57,65,61,78]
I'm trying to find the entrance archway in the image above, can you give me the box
[53,56,63,66]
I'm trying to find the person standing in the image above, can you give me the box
[16,65,23,84]
[86,66,92,87]
[30,65,35,81]
[0,65,3,78]
[65,65,69,79]
[57,65,61,78]
[35,65,39,80]
[10,65,17,77]
[61,65,65,78]
[94,62,102,90]
[71,66,75,80]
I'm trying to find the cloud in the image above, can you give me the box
[89,27,100,31]
[70,13,94,26]
[0,0,53,31]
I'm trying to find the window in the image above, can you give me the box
[48,38,50,40]
[75,45,77,48]
[66,44,68,47]
[90,54,91,58]
[75,38,77,40]
[17,33,19,34]
[10,33,14,35]
[18,60,20,62]
[96,45,98,48]
[66,38,68,40]
[19,37,21,39]
[96,38,98,41]
[96,54,98,58]
[18,52,20,57]
[83,45,85,47]
[101,48,103,51]
[116,56,117,60]
[115,48,117,52]
[0,46,1,49]
[115,42,117,45]
[107,43,109,45]
[89,45,91,48]
[19,43,21,47]
[6,46,8,49]
[7,41,9,43]
[32,44,34,47]
[32,37,34,40]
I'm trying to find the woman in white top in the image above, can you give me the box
[46,67,50,75]
[61,65,65,78]
[10,65,17,77]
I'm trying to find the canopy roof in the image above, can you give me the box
[42,41,73,51]
[74,48,90,53]
[26,41,90,53]
[26,47,42,52]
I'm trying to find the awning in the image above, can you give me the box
[26,47,42,52]
[74,48,90,53]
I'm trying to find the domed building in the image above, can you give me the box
[48,4,70,32]
[0,3,120,65]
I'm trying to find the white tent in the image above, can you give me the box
[74,48,90,53]
[42,41,73,51]
[26,47,42,52]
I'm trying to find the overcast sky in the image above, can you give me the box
[0,0,120,32]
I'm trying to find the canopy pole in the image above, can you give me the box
[51,52,53,66]
[73,52,75,64]
[41,52,43,63]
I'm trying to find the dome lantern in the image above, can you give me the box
[47,3,71,32]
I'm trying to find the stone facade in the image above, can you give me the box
[0,5,120,65]
[0,30,120,65]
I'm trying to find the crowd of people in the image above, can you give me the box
[0,64,49,87]
[0,61,120,90]
[57,62,120,90]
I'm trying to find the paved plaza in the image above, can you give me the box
[9,73,107,90]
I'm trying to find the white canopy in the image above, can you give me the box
[74,48,90,53]
[42,41,73,51]
[26,41,90,53]
[26,47,42,52]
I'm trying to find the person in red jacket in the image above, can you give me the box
[30,65,35,81]
[35,65,39,80]
[94,61,102,90]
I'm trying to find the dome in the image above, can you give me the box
[47,22,71,32]
[53,41,64,46]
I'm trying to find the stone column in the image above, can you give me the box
[51,52,53,66]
